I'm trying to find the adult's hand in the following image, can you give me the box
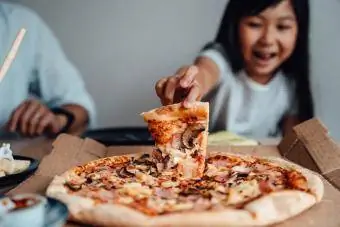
[7,99,67,137]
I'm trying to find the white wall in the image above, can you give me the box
[309,0,340,140]
[15,0,340,139]
[16,0,227,128]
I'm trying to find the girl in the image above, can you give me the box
[155,0,314,138]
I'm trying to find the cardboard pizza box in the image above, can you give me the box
[5,118,340,227]
[278,118,340,191]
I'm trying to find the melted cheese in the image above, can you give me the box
[231,165,251,174]
[205,164,219,177]
[227,180,261,205]
[161,181,179,188]
[169,202,194,211]
[179,158,197,179]
[136,172,155,186]
[118,197,134,204]
[120,182,152,199]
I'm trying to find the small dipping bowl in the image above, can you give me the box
[0,193,47,227]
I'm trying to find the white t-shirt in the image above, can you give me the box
[199,49,296,138]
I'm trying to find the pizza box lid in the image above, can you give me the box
[278,118,340,191]
[5,119,340,227]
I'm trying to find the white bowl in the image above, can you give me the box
[0,193,47,227]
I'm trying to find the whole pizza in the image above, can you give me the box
[46,102,324,226]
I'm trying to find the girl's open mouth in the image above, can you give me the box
[253,50,277,61]
[252,50,278,67]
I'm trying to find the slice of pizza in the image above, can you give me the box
[141,102,209,179]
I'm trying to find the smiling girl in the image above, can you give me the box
[155,0,314,138]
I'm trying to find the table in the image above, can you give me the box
[2,136,340,227]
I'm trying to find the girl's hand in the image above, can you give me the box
[155,65,202,108]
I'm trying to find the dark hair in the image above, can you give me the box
[204,0,314,123]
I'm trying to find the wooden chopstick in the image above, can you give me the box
[0,28,27,84]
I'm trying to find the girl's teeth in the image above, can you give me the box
[254,52,275,60]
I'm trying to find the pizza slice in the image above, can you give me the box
[141,102,209,179]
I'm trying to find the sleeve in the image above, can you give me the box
[196,45,234,131]
[30,14,97,128]
[197,46,234,84]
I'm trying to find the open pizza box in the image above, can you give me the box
[6,118,340,226]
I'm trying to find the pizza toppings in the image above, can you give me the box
[141,102,209,179]
[232,165,251,174]
[181,123,205,149]
[227,180,261,205]
[61,151,314,218]
[119,182,153,200]
[286,170,308,191]
[154,187,178,199]
[117,166,135,178]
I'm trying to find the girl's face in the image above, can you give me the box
[239,0,298,80]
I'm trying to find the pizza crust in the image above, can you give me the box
[140,102,209,122]
[148,191,315,227]
[72,203,149,227]
[261,156,324,202]
[244,190,316,226]
[46,152,324,227]
[47,170,149,226]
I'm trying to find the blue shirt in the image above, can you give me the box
[0,3,96,135]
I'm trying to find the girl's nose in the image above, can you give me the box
[259,27,276,46]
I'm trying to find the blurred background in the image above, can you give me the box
[10,0,340,139]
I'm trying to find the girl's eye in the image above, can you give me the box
[277,24,292,31]
[247,21,262,28]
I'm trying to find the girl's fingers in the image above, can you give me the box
[183,81,201,108]
[180,65,198,88]
[163,77,179,105]
[155,78,167,98]
[155,65,199,106]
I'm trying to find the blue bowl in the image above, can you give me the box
[44,197,69,227]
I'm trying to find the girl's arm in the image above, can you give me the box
[192,56,221,98]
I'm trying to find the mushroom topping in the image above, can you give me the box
[171,134,183,149]
[117,166,135,178]
[163,155,170,169]
[182,124,205,149]
[139,153,150,159]
[134,153,153,164]
[125,165,138,175]
[152,149,164,163]
[65,178,86,191]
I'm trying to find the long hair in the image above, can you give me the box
[204,0,314,123]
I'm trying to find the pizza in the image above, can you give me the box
[140,102,209,179]
[46,102,323,226]
[46,151,323,226]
